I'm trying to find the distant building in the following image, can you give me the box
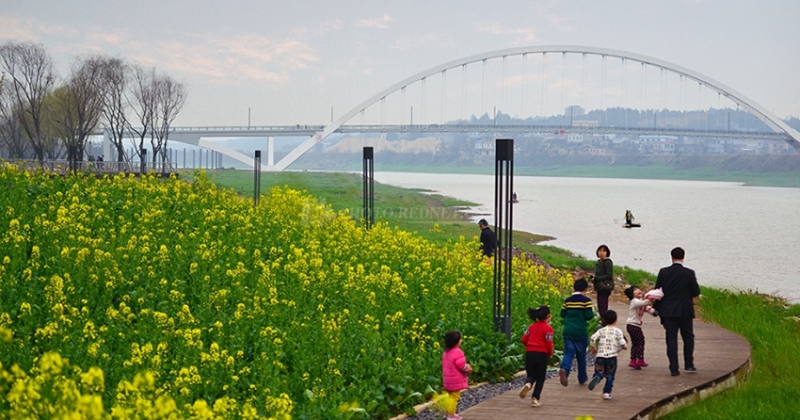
[637,135,676,155]
[566,133,584,143]
[565,105,585,118]
[572,120,599,128]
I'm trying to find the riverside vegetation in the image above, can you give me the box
[0,165,575,419]
[1,166,797,419]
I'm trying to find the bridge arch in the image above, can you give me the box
[274,45,800,171]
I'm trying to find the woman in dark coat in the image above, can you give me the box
[592,244,614,320]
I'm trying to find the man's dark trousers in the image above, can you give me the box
[662,316,694,374]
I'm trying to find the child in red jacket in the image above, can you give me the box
[518,305,554,407]
[441,330,472,420]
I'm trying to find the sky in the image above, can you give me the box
[1,0,799,128]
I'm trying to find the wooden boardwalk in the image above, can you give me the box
[460,302,751,420]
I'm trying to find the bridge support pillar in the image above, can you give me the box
[268,137,274,167]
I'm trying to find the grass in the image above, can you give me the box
[185,169,552,247]
[662,288,800,419]
[199,168,798,418]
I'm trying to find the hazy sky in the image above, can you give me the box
[2,0,798,127]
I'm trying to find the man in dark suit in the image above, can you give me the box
[654,247,701,376]
[478,219,496,257]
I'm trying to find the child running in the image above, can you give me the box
[559,278,595,387]
[588,310,628,400]
[441,330,472,420]
[519,305,554,407]
[624,286,658,369]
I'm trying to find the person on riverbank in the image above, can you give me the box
[478,219,496,258]
[558,278,594,387]
[592,244,614,320]
[624,286,657,369]
[588,310,628,400]
[519,305,554,407]
[441,330,472,420]
[654,247,701,376]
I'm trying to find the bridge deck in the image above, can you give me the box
[460,302,750,420]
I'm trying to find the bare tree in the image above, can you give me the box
[127,65,157,163]
[151,73,186,166]
[0,42,56,161]
[0,76,31,158]
[53,55,107,159]
[99,57,130,163]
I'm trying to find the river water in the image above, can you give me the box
[372,172,800,303]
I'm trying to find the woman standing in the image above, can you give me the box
[592,244,614,320]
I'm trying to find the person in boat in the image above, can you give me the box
[625,210,635,227]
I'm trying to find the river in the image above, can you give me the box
[372,172,800,303]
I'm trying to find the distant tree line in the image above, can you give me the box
[0,41,186,164]
[452,108,800,133]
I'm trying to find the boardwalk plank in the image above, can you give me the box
[460,303,750,420]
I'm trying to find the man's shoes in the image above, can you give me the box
[559,369,568,387]
[628,360,641,369]
[603,393,613,400]
[530,397,542,407]
[685,366,697,373]
[670,371,680,376]
[519,382,531,399]
[587,375,602,391]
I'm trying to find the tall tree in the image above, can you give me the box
[0,75,31,158]
[54,55,107,159]
[127,65,157,163]
[99,57,130,164]
[0,42,56,161]
[151,73,186,166]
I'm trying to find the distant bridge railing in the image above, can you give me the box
[94,124,789,140]
[2,159,177,176]
[333,124,788,139]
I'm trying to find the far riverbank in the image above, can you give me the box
[292,154,800,188]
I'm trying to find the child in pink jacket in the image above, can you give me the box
[441,330,472,420]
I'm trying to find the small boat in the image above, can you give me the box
[622,223,641,228]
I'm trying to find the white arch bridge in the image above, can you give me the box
[111,45,800,172]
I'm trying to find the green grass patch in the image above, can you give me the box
[662,288,800,419]
[187,169,554,247]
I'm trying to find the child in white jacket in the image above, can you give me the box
[624,286,658,369]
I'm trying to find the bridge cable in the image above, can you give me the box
[660,68,665,129]
[441,70,446,124]
[401,87,406,126]
[482,59,487,119]
[421,77,426,126]
[561,52,566,128]
[541,53,547,123]
[501,56,507,121]
[581,53,586,118]
[461,64,466,122]
[622,58,627,129]
[602,55,607,127]
[522,54,527,121]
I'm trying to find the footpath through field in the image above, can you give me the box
[460,302,751,420]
